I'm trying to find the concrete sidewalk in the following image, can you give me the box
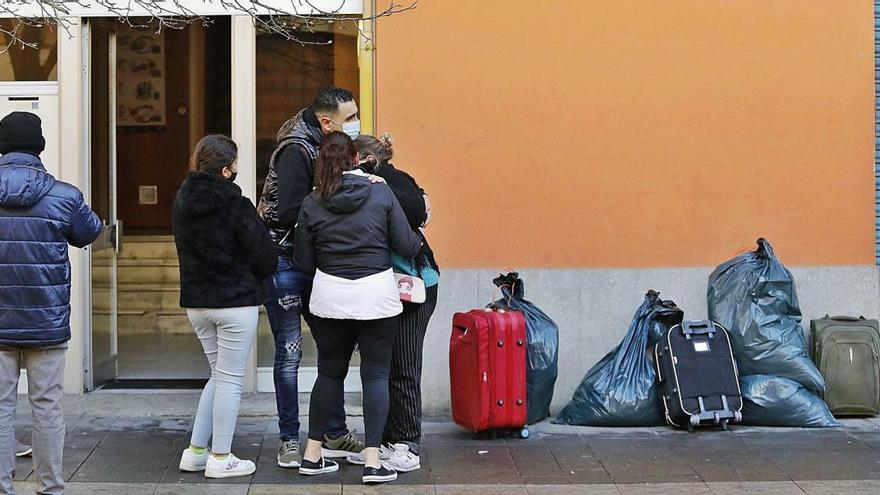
[10,392,880,494]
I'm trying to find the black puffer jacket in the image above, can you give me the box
[172,172,277,308]
[293,172,422,280]
[257,107,322,255]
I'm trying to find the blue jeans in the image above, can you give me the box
[264,256,347,441]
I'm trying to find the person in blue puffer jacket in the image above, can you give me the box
[0,111,102,495]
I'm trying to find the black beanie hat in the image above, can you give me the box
[0,111,46,155]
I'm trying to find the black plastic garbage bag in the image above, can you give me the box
[554,290,683,426]
[707,238,825,394]
[493,272,559,424]
[740,375,840,427]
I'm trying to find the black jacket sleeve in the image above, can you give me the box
[234,198,278,279]
[378,168,427,231]
[385,187,422,259]
[276,144,313,229]
[292,197,317,275]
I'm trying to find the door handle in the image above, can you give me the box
[112,220,123,254]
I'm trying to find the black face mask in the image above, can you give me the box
[227,171,238,182]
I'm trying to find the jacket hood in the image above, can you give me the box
[176,172,242,217]
[276,107,323,146]
[0,152,55,208]
[317,173,372,214]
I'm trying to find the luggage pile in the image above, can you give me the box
[450,238,880,437]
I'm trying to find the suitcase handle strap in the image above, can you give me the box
[682,320,715,338]
[823,314,866,322]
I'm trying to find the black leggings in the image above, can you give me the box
[308,315,397,448]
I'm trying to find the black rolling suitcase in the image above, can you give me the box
[654,320,743,431]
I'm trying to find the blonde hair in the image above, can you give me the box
[354,132,394,167]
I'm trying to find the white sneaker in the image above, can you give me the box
[179,447,210,472]
[384,443,421,473]
[205,453,256,479]
[346,444,394,465]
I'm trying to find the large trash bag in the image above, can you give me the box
[740,375,840,427]
[493,272,559,424]
[554,290,683,426]
[707,238,825,394]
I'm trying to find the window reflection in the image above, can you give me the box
[0,20,58,81]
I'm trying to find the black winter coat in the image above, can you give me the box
[293,172,422,280]
[369,162,438,272]
[172,172,277,308]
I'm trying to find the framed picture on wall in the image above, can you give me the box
[117,27,165,127]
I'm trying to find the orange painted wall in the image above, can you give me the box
[375,1,875,269]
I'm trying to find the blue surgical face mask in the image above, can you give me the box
[331,118,361,139]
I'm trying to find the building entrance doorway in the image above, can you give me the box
[87,17,231,389]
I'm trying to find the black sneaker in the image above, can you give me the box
[363,464,397,484]
[298,457,339,476]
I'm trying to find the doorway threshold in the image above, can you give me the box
[100,378,208,390]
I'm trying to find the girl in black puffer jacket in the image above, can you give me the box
[172,135,276,479]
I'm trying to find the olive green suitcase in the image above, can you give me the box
[810,315,880,416]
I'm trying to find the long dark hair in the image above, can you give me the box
[314,131,357,199]
[190,134,237,176]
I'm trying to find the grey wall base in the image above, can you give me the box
[423,265,880,416]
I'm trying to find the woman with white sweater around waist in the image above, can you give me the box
[293,131,421,485]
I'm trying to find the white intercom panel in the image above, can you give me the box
[0,84,60,178]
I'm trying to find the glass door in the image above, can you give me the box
[85,21,121,391]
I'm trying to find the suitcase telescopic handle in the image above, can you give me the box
[682,320,715,337]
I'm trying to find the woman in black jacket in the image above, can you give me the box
[350,133,439,473]
[172,135,277,479]
[293,132,421,485]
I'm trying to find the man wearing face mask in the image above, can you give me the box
[257,87,363,470]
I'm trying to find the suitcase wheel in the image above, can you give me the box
[519,427,530,439]
[689,415,700,427]
[734,411,743,423]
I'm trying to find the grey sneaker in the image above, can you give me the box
[15,440,31,457]
[277,439,302,468]
[321,430,365,458]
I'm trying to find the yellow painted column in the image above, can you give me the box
[57,18,86,393]
[231,15,258,392]
[359,0,377,134]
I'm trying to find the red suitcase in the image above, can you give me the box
[450,308,530,438]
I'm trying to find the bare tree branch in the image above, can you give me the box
[0,0,418,48]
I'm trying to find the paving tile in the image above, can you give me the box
[155,483,250,495]
[13,455,33,481]
[343,484,435,494]
[796,479,880,495]
[563,468,615,485]
[767,453,870,481]
[509,444,565,477]
[617,482,713,494]
[70,430,182,483]
[527,485,621,495]
[248,484,342,494]
[435,484,529,495]
[62,482,158,494]
[707,481,805,494]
